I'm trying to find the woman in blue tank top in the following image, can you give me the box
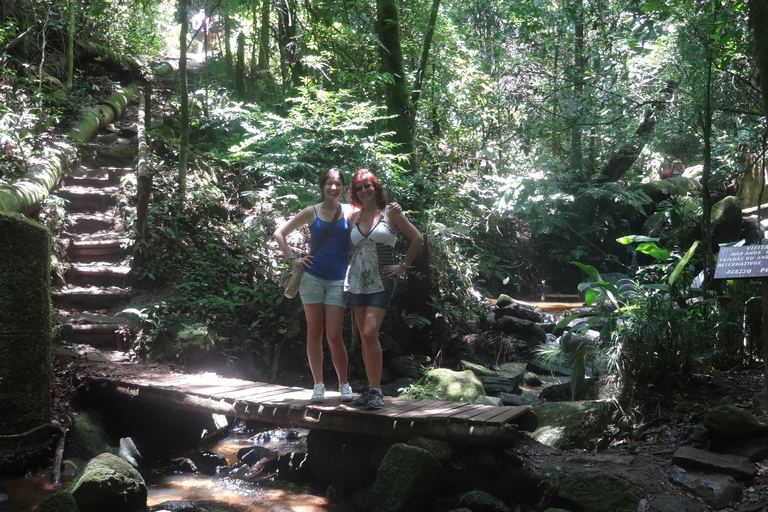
[274,168,355,403]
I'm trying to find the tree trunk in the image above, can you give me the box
[224,12,233,76]
[570,0,584,177]
[410,0,441,112]
[748,0,768,391]
[236,32,246,100]
[276,0,303,89]
[66,0,74,89]
[377,0,413,159]
[258,0,271,71]
[178,0,190,204]
[597,81,675,182]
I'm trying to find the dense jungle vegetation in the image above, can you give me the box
[2,0,768,412]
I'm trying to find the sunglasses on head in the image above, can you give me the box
[354,183,374,192]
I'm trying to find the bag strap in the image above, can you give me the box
[310,204,342,256]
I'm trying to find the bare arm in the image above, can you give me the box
[274,206,315,268]
[382,209,423,277]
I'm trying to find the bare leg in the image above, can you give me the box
[325,304,348,383]
[303,303,325,385]
[353,306,387,388]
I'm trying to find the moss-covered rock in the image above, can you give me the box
[67,453,147,512]
[546,468,640,512]
[703,405,768,443]
[65,411,112,461]
[456,489,511,512]
[0,213,52,467]
[710,196,742,245]
[420,368,485,403]
[355,443,442,512]
[32,491,79,512]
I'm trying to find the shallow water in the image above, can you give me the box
[0,427,355,512]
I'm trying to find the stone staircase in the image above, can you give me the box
[53,149,137,352]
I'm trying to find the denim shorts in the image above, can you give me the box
[299,271,346,307]
[347,277,395,310]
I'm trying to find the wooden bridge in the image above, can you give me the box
[82,360,538,447]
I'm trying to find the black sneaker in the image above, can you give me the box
[367,388,384,410]
[354,386,372,406]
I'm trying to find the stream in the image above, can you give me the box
[0,298,581,512]
[0,424,356,512]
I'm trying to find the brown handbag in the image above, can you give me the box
[283,205,342,298]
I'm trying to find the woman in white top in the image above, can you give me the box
[345,169,423,409]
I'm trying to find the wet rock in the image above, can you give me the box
[672,446,757,479]
[119,437,142,467]
[475,395,503,406]
[492,315,548,346]
[67,452,147,512]
[354,443,442,512]
[261,452,309,482]
[479,376,521,395]
[494,302,547,323]
[545,468,641,512]
[459,360,497,377]
[512,371,543,387]
[149,501,240,512]
[237,446,274,466]
[32,491,78,512]
[498,392,531,406]
[456,489,511,512]
[666,466,741,510]
[187,450,228,475]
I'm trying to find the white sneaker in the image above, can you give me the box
[339,383,353,402]
[311,383,325,403]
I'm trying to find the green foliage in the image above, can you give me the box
[535,236,737,406]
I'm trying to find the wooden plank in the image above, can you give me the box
[388,400,445,419]
[366,399,436,418]
[465,405,533,425]
[448,405,503,421]
[224,385,304,400]
[184,381,269,396]
[409,401,471,418]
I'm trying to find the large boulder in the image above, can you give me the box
[420,368,485,403]
[456,489,511,512]
[33,491,79,512]
[67,452,147,512]
[545,468,641,512]
[354,443,442,512]
[703,405,768,443]
[65,410,112,461]
[710,196,742,245]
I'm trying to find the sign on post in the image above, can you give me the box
[714,245,768,280]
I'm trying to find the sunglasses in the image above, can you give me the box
[354,183,374,192]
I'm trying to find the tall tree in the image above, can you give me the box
[178,0,190,204]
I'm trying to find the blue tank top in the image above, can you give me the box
[306,206,350,281]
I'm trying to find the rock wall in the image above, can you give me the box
[0,213,53,468]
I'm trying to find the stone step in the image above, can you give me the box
[57,313,132,351]
[65,167,135,186]
[52,287,130,308]
[66,264,132,288]
[56,185,118,212]
[67,213,118,235]
[66,238,131,263]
